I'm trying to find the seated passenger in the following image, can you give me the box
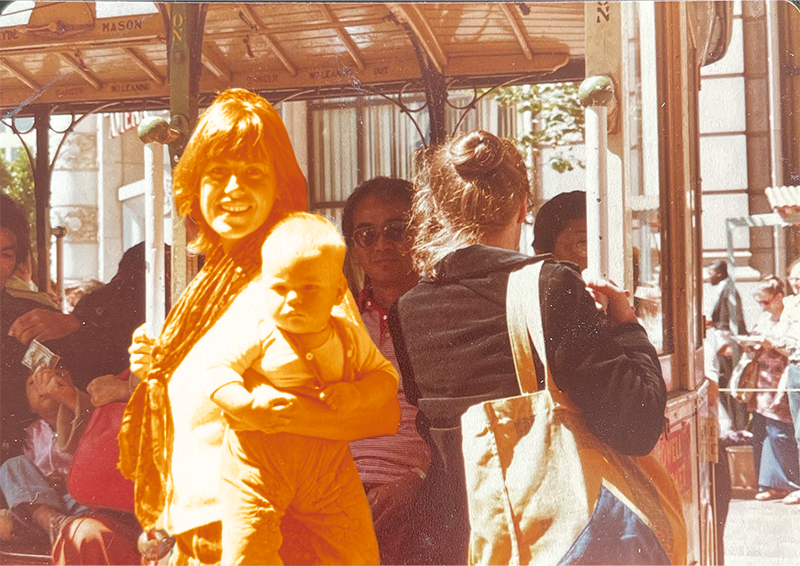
[200,212,397,565]
[0,367,92,546]
[7,242,170,391]
[532,190,587,270]
[342,177,430,565]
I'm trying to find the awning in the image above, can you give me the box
[0,2,585,115]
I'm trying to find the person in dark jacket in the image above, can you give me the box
[6,242,170,391]
[388,130,667,565]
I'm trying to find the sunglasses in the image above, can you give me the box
[352,219,407,249]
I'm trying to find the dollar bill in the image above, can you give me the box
[22,339,61,371]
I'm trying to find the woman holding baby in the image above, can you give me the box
[119,89,400,565]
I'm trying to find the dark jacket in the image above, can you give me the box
[388,245,666,565]
[711,278,747,334]
[1,289,44,460]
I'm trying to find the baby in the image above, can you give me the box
[203,212,397,565]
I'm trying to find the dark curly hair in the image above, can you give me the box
[1,193,30,268]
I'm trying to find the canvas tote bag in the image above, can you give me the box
[461,261,687,565]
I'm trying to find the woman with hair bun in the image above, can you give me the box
[388,130,667,564]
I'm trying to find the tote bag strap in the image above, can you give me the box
[506,260,560,396]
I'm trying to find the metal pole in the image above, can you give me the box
[144,142,166,337]
[52,226,66,313]
[766,0,786,276]
[33,108,51,292]
[580,75,617,281]
[584,105,609,280]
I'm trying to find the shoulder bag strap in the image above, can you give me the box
[507,260,560,396]
[506,261,543,394]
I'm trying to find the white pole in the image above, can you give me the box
[766,0,786,277]
[144,143,166,338]
[53,226,66,313]
[585,105,609,280]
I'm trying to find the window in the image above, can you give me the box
[308,92,517,229]
[625,2,666,353]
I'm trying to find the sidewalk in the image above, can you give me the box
[724,496,800,565]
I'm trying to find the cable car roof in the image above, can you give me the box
[0,2,585,116]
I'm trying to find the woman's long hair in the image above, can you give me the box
[154,88,308,376]
[410,130,532,277]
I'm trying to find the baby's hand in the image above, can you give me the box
[319,382,361,412]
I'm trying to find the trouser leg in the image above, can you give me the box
[291,454,379,565]
[220,430,290,566]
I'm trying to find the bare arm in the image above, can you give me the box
[283,394,400,441]
[212,381,292,433]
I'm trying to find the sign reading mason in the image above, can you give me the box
[102,18,145,33]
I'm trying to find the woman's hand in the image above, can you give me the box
[129,324,156,380]
[86,373,131,407]
[582,271,637,327]
[248,383,296,433]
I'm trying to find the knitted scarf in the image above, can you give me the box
[117,221,271,529]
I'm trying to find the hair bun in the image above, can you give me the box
[450,130,505,176]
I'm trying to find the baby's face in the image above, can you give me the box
[264,253,346,335]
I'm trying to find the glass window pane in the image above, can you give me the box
[627,1,666,354]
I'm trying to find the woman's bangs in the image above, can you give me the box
[204,112,269,163]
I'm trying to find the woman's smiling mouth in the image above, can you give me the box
[219,202,250,213]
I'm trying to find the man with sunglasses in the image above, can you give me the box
[341,177,429,565]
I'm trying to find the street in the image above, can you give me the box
[724,496,800,565]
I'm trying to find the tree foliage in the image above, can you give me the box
[1,150,37,258]
[490,82,585,173]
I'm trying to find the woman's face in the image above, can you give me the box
[199,156,277,249]
[790,264,800,295]
[756,290,784,317]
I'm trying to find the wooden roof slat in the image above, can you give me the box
[0,2,585,115]
[0,56,41,90]
[318,4,366,71]
[499,4,533,61]
[202,45,233,83]
[387,4,447,73]
[238,4,298,76]
[59,52,102,90]
[122,47,165,86]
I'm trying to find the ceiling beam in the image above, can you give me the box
[499,4,533,61]
[59,52,102,90]
[387,4,447,73]
[122,47,165,85]
[0,57,41,90]
[319,4,366,71]
[201,45,233,83]
[238,3,298,76]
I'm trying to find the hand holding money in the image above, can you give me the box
[22,339,61,372]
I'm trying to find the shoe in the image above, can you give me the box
[48,514,72,545]
[783,490,800,505]
[755,489,788,501]
[0,509,12,541]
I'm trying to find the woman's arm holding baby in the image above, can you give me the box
[224,379,401,441]
[211,380,292,433]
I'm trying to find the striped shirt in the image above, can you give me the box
[349,284,430,484]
